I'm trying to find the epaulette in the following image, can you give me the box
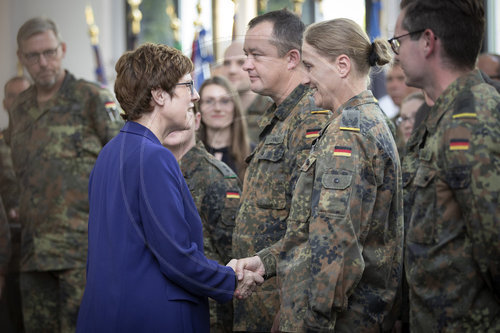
[339,108,360,132]
[452,90,477,120]
[205,156,237,179]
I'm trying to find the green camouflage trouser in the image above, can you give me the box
[20,267,85,333]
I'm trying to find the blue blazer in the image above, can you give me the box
[77,121,236,333]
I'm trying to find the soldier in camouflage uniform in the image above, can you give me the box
[164,109,241,333]
[0,76,30,333]
[394,0,500,330]
[231,9,331,332]
[0,197,11,301]
[8,17,122,333]
[237,18,403,332]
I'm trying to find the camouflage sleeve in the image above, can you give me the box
[86,88,124,146]
[443,104,500,296]
[203,178,241,265]
[0,140,19,211]
[0,196,11,275]
[258,109,330,277]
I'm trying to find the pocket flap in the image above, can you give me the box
[322,171,352,190]
[414,165,436,187]
[256,144,285,162]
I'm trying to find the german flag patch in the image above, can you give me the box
[306,128,321,139]
[105,101,116,109]
[226,191,240,199]
[333,146,352,157]
[449,139,470,151]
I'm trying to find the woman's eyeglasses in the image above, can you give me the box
[176,80,195,96]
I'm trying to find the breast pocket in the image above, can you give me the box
[255,143,287,210]
[407,165,437,244]
[317,169,353,217]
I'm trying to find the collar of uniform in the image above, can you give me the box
[257,84,309,129]
[178,140,205,178]
[336,90,376,115]
[57,70,77,99]
[120,120,161,145]
[426,69,484,133]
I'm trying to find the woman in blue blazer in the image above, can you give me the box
[76,43,261,333]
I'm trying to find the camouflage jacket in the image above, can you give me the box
[232,84,331,331]
[403,69,500,331]
[245,94,273,145]
[275,90,403,332]
[179,140,241,333]
[7,71,123,272]
[0,197,10,275]
[179,140,241,265]
[0,130,19,212]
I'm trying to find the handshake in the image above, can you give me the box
[226,256,265,300]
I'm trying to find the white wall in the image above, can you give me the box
[0,0,126,129]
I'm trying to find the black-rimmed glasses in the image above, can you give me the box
[23,44,61,65]
[176,80,194,96]
[388,29,425,55]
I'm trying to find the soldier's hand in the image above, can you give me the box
[234,255,265,281]
[234,269,264,299]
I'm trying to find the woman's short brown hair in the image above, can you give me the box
[114,43,193,121]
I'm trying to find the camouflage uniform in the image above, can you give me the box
[245,94,273,145]
[178,140,241,333]
[402,69,500,331]
[0,196,10,280]
[0,130,23,332]
[268,90,403,332]
[7,71,122,333]
[232,84,331,331]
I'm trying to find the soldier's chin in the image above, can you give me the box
[313,92,326,109]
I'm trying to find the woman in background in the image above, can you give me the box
[197,76,252,180]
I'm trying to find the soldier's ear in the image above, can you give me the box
[286,49,301,70]
[60,42,67,58]
[194,112,202,130]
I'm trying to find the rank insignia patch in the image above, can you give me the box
[311,110,329,114]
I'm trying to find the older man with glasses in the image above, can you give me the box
[7,16,123,333]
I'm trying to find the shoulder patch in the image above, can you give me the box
[449,138,470,151]
[305,128,321,139]
[339,108,360,132]
[104,101,119,121]
[205,156,237,179]
[333,146,352,157]
[226,191,240,199]
[453,90,477,119]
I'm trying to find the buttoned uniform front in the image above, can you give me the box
[232,84,331,331]
[268,90,403,332]
[245,94,273,145]
[403,69,500,331]
[179,139,241,333]
[77,121,236,333]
